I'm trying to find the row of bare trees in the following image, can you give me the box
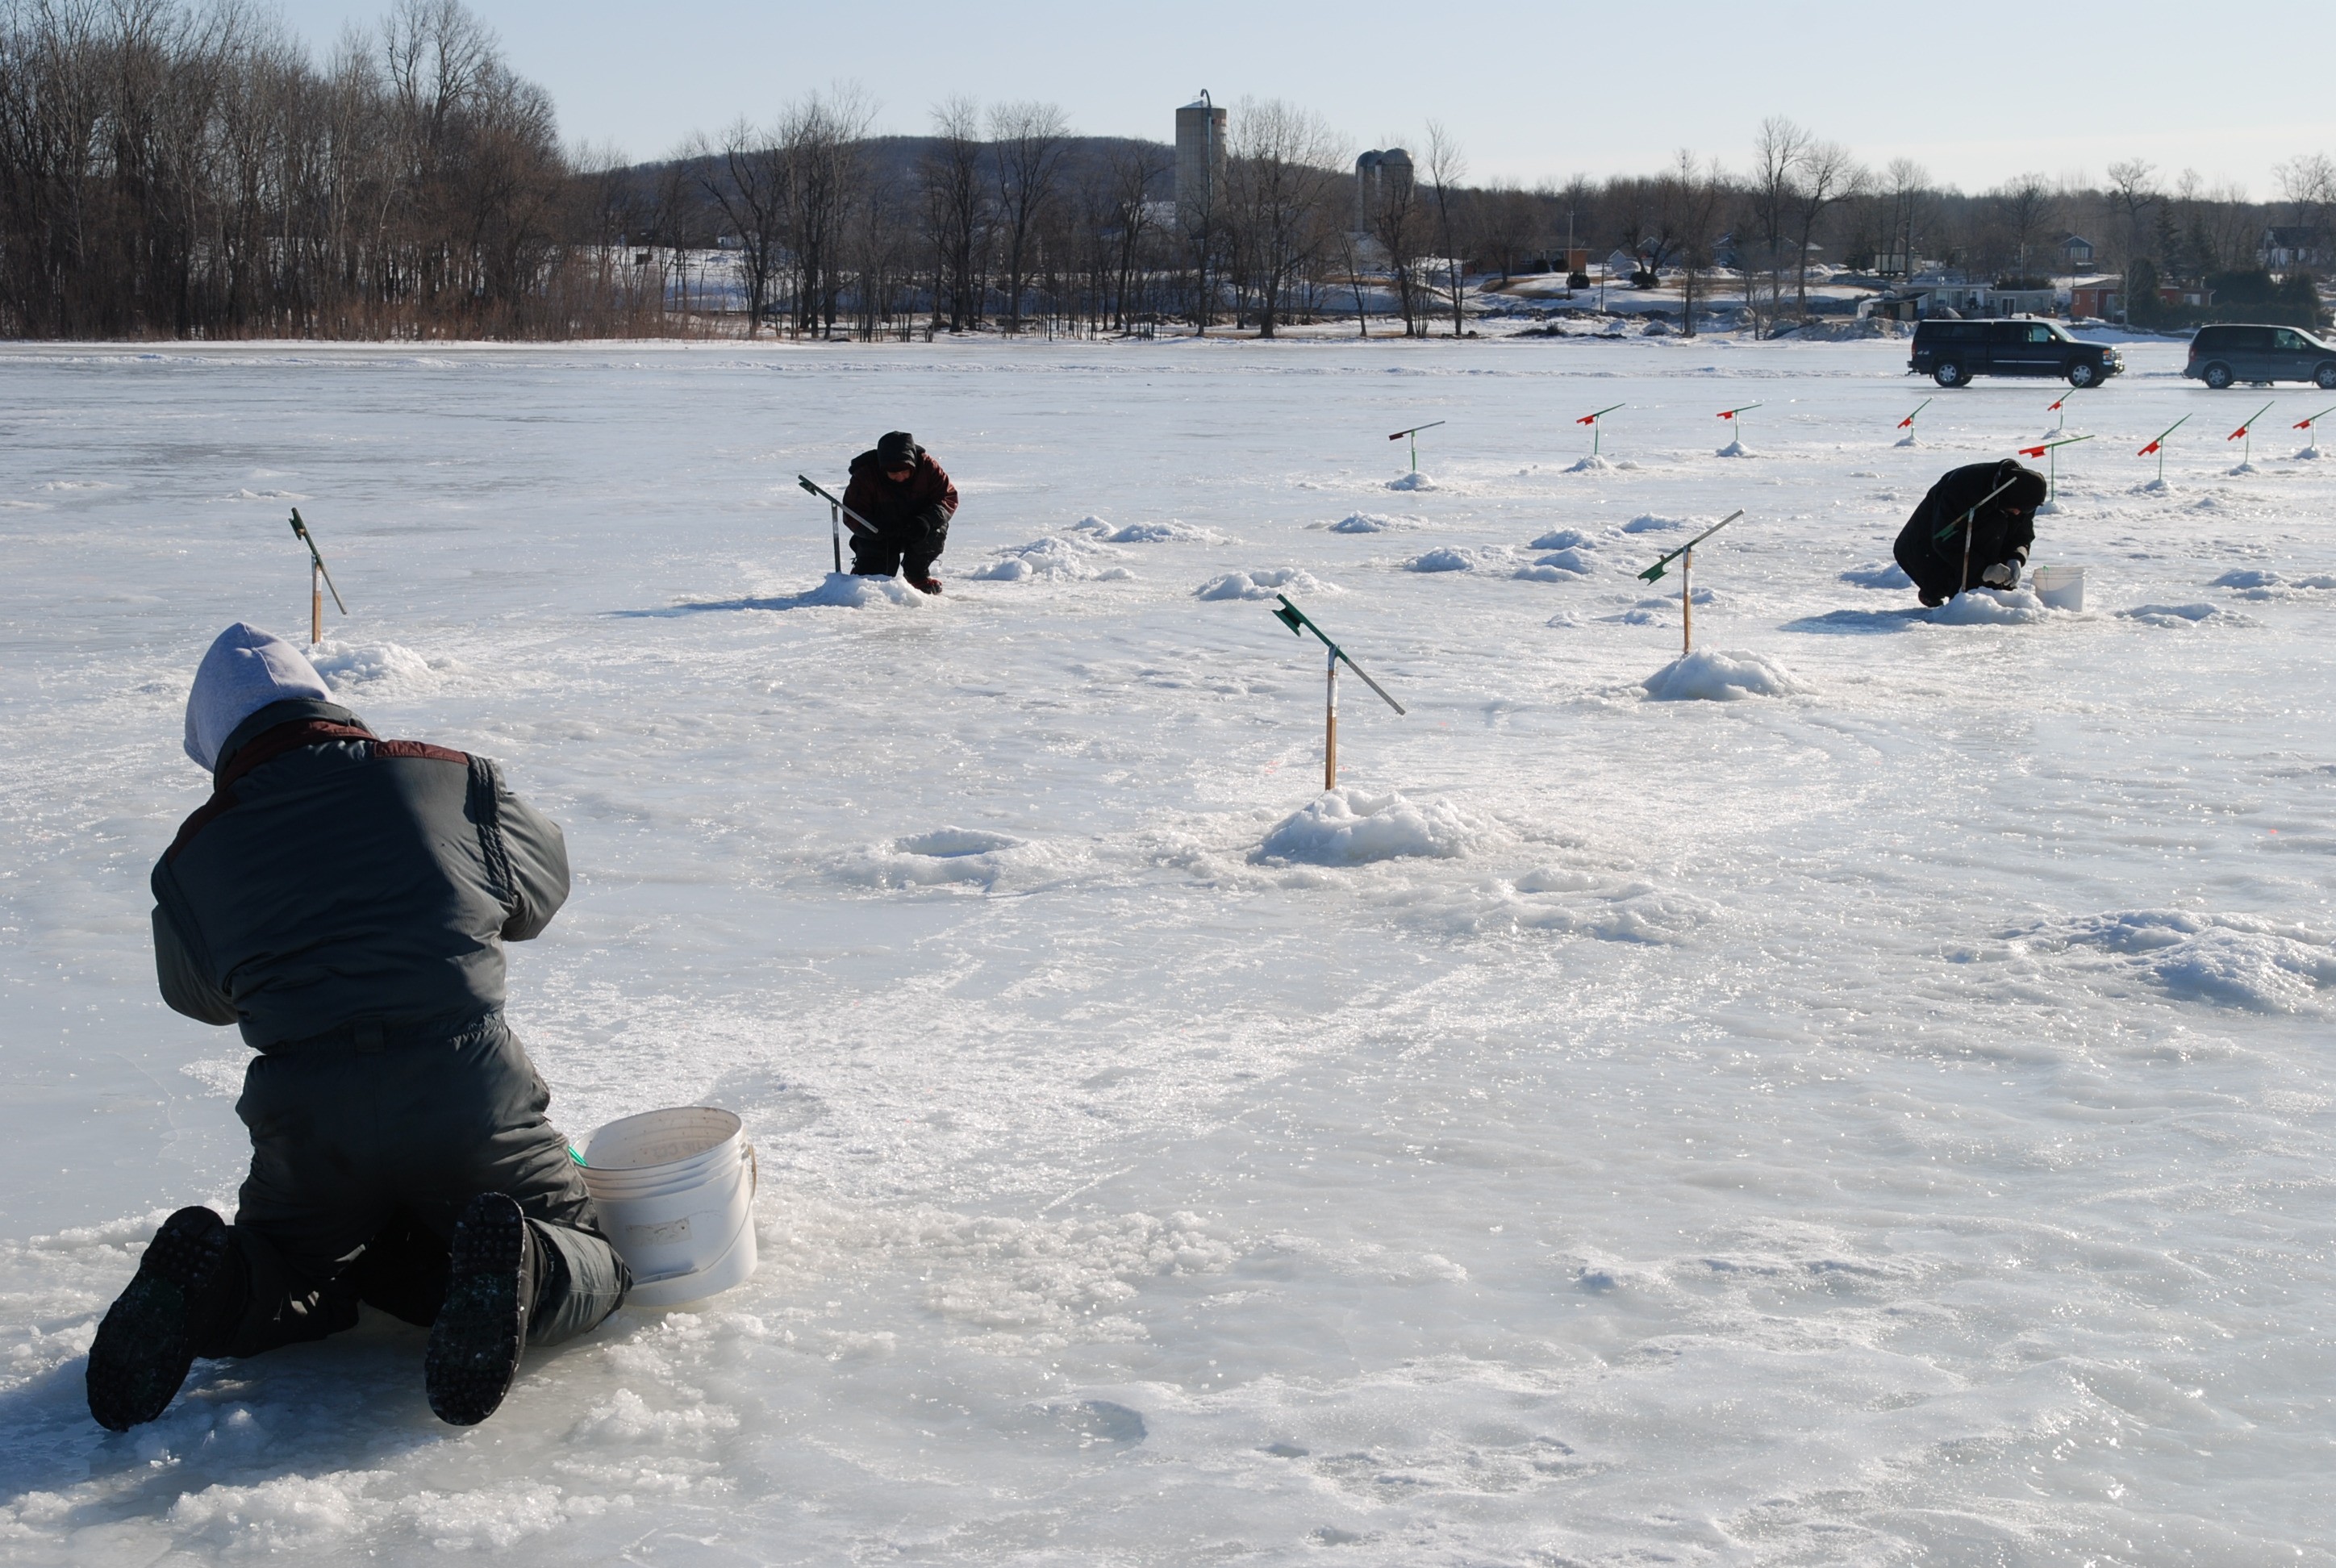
[5,1,2326,344]
[0,0,661,339]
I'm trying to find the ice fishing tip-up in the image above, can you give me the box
[1637,510,1746,583]
[1387,420,1446,442]
[287,508,346,647]
[797,473,880,573]
[1272,594,1404,792]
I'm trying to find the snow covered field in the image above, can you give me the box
[2,334,2332,1566]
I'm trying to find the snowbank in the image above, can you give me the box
[970,536,1136,583]
[1254,787,1487,865]
[1716,439,1754,458]
[1195,567,1337,601]
[308,639,455,694]
[1563,454,1637,473]
[1529,528,1598,551]
[1074,516,1226,545]
[1515,548,1595,581]
[1841,561,1913,590]
[1385,471,1438,492]
[1404,547,1480,573]
[1621,514,1689,534]
[1325,511,1419,533]
[1641,648,1805,702]
[2120,603,2238,627]
[786,572,936,608]
[2031,909,2336,1013]
[1931,588,2050,625]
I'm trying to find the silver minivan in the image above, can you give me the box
[2184,323,2336,390]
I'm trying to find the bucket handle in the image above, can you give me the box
[745,1141,757,1198]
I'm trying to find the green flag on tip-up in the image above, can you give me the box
[1637,510,1746,583]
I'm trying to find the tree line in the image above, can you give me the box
[3,0,2329,341]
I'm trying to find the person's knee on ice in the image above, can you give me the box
[92,623,627,1432]
[1892,459,2046,605]
[841,430,956,593]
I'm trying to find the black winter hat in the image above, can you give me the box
[877,432,919,469]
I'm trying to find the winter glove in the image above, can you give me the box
[1979,561,2018,590]
[911,503,951,555]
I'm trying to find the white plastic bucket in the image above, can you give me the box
[2030,565,2085,611]
[579,1107,758,1308]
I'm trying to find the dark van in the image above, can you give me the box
[2183,323,2336,390]
[1908,317,2125,388]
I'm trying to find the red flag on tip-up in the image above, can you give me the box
[2139,439,2162,455]
[1575,414,1596,424]
[2018,444,2046,457]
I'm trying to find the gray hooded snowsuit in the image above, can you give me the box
[152,624,627,1357]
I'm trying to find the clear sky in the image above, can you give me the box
[272,0,2333,198]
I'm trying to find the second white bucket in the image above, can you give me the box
[2030,565,2085,611]
[579,1107,758,1309]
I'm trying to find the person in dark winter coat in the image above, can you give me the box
[841,431,957,594]
[1892,459,2049,607]
[87,623,628,1434]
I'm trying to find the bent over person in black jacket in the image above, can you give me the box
[88,623,628,1432]
[1892,459,2049,607]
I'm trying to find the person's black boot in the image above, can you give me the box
[424,1193,537,1426]
[86,1207,231,1432]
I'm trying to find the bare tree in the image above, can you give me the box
[1989,171,2057,279]
[1880,156,1929,275]
[987,99,1066,334]
[690,118,786,336]
[1224,98,1343,338]
[1424,120,1468,337]
[920,95,987,332]
[2104,157,2159,272]
[1746,116,1808,336]
[1790,137,1863,318]
[1666,150,1726,336]
[1367,146,1426,336]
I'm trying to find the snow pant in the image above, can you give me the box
[851,515,948,581]
[190,1011,628,1360]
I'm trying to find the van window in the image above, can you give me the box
[2026,324,2053,343]
[2273,329,2307,352]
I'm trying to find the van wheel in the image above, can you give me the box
[2202,362,2233,389]
[2066,361,2097,388]
[1933,361,1965,387]
[2317,362,2336,390]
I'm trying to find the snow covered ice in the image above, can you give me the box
[4,334,2336,1564]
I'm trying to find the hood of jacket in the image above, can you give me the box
[184,623,335,772]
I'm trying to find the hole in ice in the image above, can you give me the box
[1032,1399,1146,1445]
[1262,1440,1309,1458]
[895,828,1021,858]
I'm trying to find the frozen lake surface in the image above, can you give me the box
[2,336,2331,1565]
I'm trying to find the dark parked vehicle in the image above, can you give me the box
[2183,323,2336,390]
[1908,317,2125,388]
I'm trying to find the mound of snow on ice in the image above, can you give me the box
[1405,546,1488,573]
[308,640,454,693]
[1563,454,1637,474]
[971,536,1136,583]
[2120,603,2238,628]
[1074,516,1225,544]
[1931,588,2050,625]
[1529,529,1597,551]
[1641,648,1805,702]
[1716,439,1754,458]
[772,572,936,609]
[1254,788,1487,865]
[1516,548,1595,580]
[2025,910,2336,1013]
[1385,471,1437,492]
[1326,511,1418,533]
[1841,561,1913,590]
[832,827,1082,891]
[1621,514,1690,534]
[1195,567,1336,601]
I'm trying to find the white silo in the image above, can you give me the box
[1175,91,1226,229]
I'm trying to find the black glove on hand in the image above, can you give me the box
[1980,561,2018,590]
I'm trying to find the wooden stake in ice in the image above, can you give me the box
[1637,510,1745,655]
[1388,420,1445,474]
[286,509,347,648]
[2017,433,2094,507]
[2226,400,2275,469]
[2138,414,2190,486]
[1576,402,1625,457]
[796,473,881,573]
[1270,594,1404,790]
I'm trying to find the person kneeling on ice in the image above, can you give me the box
[1892,458,2048,607]
[843,429,957,594]
[88,623,628,1433]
